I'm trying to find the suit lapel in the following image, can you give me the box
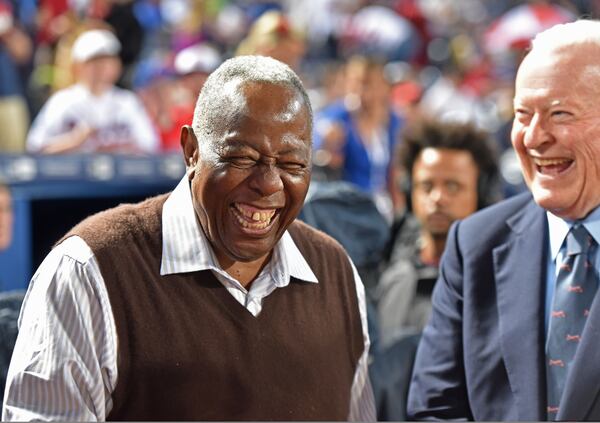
[493,199,547,421]
[557,284,600,420]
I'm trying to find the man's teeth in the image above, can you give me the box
[252,211,273,222]
[235,215,270,229]
[233,204,276,227]
[534,158,571,166]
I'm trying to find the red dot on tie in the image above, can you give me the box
[567,285,584,293]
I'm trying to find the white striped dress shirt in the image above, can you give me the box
[3,176,375,421]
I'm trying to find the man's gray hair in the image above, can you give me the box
[531,19,600,53]
[192,55,313,144]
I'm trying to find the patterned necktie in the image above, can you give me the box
[546,224,598,420]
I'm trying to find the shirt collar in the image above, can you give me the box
[276,231,319,284]
[160,176,318,284]
[547,206,600,261]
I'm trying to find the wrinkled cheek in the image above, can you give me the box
[292,174,311,203]
[583,142,600,179]
[189,183,214,238]
[522,169,535,188]
[584,164,600,204]
[510,129,526,154]
[509,122,520,146]
[511,140,533,177]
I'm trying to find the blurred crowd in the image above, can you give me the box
[1,0,596,312]
[0,0,594,194]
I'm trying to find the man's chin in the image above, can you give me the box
[224,237,278,263]
[531,190,585,220]
[428,228,450,239]
[424,216,452,235]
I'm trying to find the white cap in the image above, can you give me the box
[174,44,221,75]
[71,29,121,62]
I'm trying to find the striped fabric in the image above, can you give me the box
[3,176,375,421]
[3,236,117,421]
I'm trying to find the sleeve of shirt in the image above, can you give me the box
[2,237,118,421]
[348,259,376,422]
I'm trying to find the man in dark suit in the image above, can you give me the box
[408,19,600,421]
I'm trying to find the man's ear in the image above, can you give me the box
[181,125,199,178]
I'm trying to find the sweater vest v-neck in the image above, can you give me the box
[64,194,364,421]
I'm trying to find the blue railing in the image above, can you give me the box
[0,153,186,291]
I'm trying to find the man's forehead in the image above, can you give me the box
[241,80,304,103]
[219,131,310,151]
[218,79,305,114]
[516,47,600,102]
[520,44,600,77]
[273,94,305,123]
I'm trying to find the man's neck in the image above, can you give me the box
[79,80,112,96]
[216,252,272,289]
[419,232,446,266]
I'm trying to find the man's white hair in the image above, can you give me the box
[192,55,312,149]
[531,19,600,53]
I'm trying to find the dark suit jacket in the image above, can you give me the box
[407,192,600,421]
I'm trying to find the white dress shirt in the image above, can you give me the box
[3,176,375,421]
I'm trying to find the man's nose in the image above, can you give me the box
[523,113,552,149]
[249,164,284,196]
[428,186,450,207]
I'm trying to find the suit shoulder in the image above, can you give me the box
[467,192,533,224]
[456,192,536,246]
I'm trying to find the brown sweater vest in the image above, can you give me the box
[64,194,364,421]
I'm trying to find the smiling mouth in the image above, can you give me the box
[533,157,573,175]
[231,202,279,233]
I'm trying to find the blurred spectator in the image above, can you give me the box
[236,10,306,71]
[27,28,158,154]
[313,56,402,222]
[313,59,347,110]
[0,0,33,153]
[0,183,12,252]
[98,0,144,88]
[35,0,72,47]
[375,119,499,344]
[482,2,575,55]
[50,19,106,95]
[158,42,221,151]
[338,5,422,62]
[385,61,423,125]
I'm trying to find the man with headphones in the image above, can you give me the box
[375,118,499,344]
